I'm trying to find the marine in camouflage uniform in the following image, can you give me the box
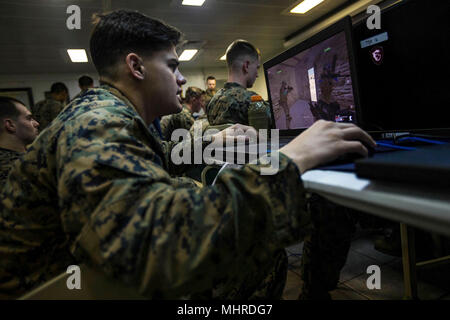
[0,148,21,187]
[0,83,315,299]
[32,98,64,130]
[160,105,195,141]
[207,82,270,126]
[204,88,216,107]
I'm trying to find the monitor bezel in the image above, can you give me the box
[263,16,363,137]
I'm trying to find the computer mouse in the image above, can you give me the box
[319,141,375,167]
[366,142,376,157]
[340,141,376,162]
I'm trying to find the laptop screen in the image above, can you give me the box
[264,17,360,135]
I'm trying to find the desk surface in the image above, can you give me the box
[301,170,450,237]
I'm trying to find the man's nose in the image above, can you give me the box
[176,70,186,86]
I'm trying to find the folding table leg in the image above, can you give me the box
[400,223,418,300]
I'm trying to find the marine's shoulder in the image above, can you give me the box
[35,98,62,107]
[60,88,137,122]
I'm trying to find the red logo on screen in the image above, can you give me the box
[369,46,384,65]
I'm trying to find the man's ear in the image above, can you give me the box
[125,53,145,80]
[242,60,250,75]
[4,119,16,133]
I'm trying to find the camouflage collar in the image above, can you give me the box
[0,147,22,156]
[99,82,139,114]
[182,104,193,115]
[224,82,246,90]
[98,82,162,141]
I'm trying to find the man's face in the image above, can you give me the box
[142,46,186,118]
[246,56,260,88]
[207,79,216,90]
[54,91,68,103]
[80,84,94,91]
[13,102,39,145]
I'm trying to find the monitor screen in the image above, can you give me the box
[264,16,360,135]
[353,0,450,133]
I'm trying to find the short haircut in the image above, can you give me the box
[78,75,94,87]
[225,39,260,68]
[90,10,182,78]
[50,82,68,94]
[206,76,216,81]
[0,96,23,123]
[184,87,205,103]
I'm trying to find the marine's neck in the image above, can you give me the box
[228,73,247,89]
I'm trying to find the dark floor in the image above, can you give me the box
[282,228,450,300]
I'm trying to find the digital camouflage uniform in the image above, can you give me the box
[189,113,210,136]
[0,84,357,300]
[160,105,195,141]
[32,98,64,130]
[0,84,314,299]
[207,82,270,126]
[0,148,21,187]
[204,88,216,108]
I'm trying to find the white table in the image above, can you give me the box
[301,169,450,299]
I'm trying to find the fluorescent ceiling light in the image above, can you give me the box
[182,0,206,6]
[179,49,198,61]
[67,49,88,63]
[290,0,324,14]
[220,54,226,61]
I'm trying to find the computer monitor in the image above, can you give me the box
[353,0,450,133]
[263,16,361,136]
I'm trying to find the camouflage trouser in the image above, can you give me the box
[298,193,358,299]
[248,249,288,300]
[193,193,357,300]
[252,193,358,300]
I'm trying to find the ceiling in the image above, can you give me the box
[0,0,359,75]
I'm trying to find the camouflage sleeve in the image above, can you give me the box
[159,115,173,140]
[264,101,273,127]
[161,112,194,141]
[207,93,249,126]
[63,111,309,298]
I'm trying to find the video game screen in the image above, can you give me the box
[266,31,357,130]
